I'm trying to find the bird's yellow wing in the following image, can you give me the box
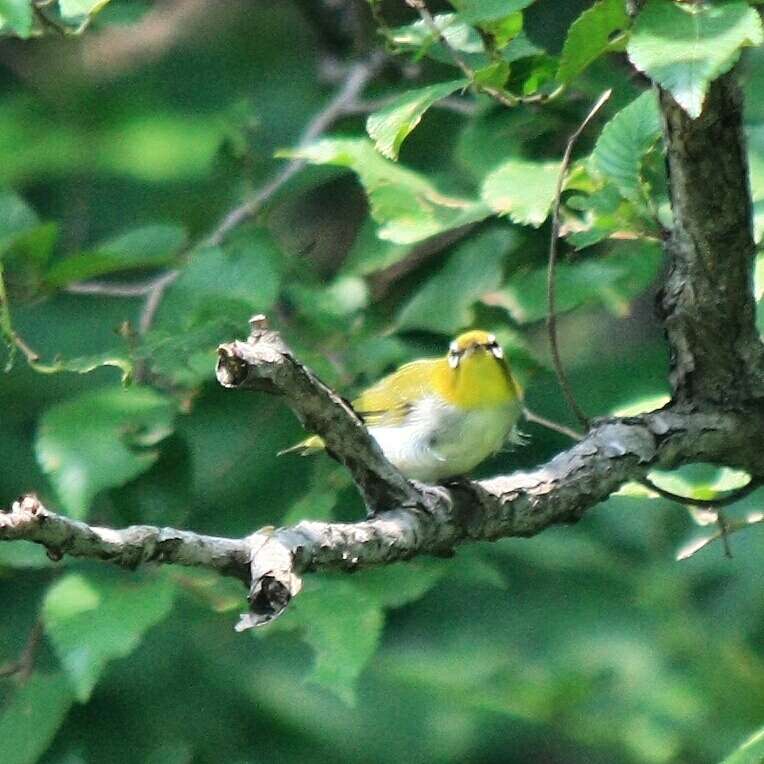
[278,358,443,456]
[352,358,442,427]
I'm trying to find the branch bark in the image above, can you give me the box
[659,74,764,404]
[4,403,764,629]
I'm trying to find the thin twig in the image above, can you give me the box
[547,90,612,430]
[523,406,584,441]
[66,279,160,297]
[203,53,385,250]
[137,269,182,336]
[405,0,518,107]
[0,618,43,682]
[131,54,385,340]
[640,476,762,508]
[717,510,733,559]
[404,0,564,108]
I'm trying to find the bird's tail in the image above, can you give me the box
[277,434,325,457]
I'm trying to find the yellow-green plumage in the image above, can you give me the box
[281,330,524,482]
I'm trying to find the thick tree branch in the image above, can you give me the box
[659,74,764,404]
[0,495,251,582]
[4,404,764,629]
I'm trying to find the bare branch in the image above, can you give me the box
[5,405,764,630]
[130,54,385,338]
[0,495,251,582]
[216,317,421,514]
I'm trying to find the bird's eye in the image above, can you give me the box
[486,338,503,359]
[448,350,460,369]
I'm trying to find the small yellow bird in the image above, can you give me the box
[282,330,525,482]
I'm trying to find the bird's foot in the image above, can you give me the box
[409,481,453,515]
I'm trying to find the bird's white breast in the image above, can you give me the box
[368,397,519,482]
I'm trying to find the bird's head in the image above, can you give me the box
[447,330,505,369]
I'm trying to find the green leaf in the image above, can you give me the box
[590,90,661,202]
[449,0,534,24]
[33,349,133,384]
[35,386,175,518]
[558,0,630,84]
[0,673,74,764]
[473,60,510,89]
[0,0,33,38]
[496,240,662,323]
[397,226,517,333]
[284,138,489,244]
[391,13,483,56]
[721,726,764,764]
[275,577,384,704]
[0,190,38,254]
[58,0,111,21]
[366,79,468,160]
[157,234,282,330]
[481,158,560,227]
[46,223,186,288]
[353,560,447,608]
[43,572,175,701]
[627,0,763,118]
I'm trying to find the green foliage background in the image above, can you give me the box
[0,0,763,762]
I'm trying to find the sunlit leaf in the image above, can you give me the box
[283,138,490,244]
[43,572,175,700]
[391,13,484,59]
[558,0,630,84]
[366,80,468,160]
[627,0,763,118]
[35,386,175,518]
[590,90,661,202]
[722,725,764,764]
[611,393,670,417]
[58,0,111,21]
[481,158,560,227]
[0,0,32,38]
[448,0,534,24]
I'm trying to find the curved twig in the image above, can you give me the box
[547,90,612,430]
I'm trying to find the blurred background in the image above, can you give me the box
[0,1,763,762]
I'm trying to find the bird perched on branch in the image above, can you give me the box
[281,330,525,482]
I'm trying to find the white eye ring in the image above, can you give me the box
[449,340,459,354]
[448,352,460,369]
[487,334,497,344]
[491,344,504,359]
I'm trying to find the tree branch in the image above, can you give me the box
[216,316,421,514]
[4,403,764,630]
[0,495,251,582]
[658,73,764,404]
